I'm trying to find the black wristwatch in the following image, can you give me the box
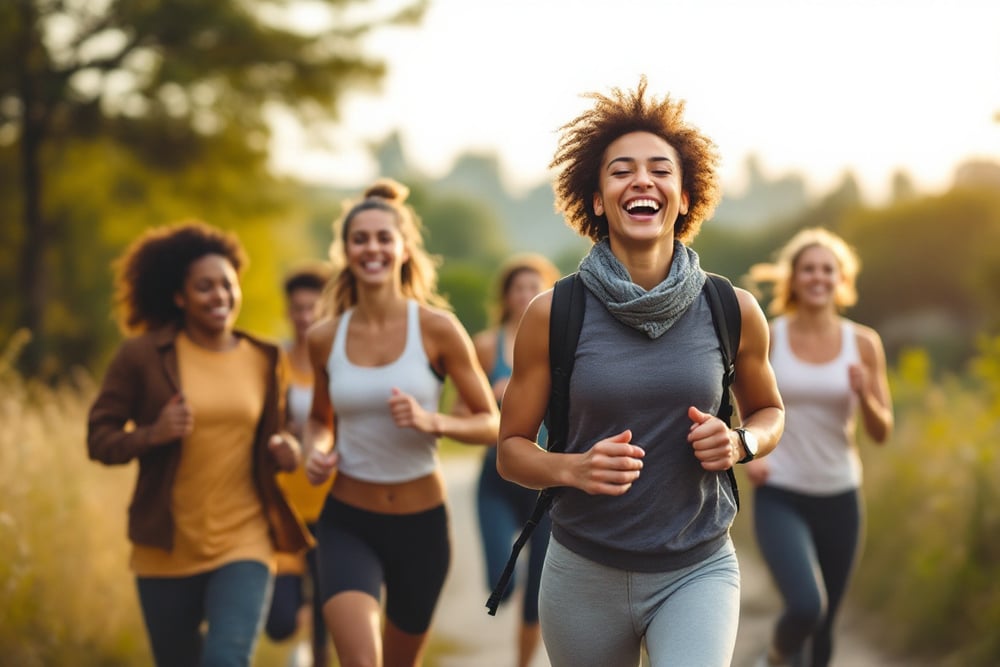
[735,428,758,464]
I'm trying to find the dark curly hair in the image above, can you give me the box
[550,76,721,244]
[112,221,248,334]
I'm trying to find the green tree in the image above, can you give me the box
[841,187,1000,368]
[410,185,510,331]
[1,0,427,374]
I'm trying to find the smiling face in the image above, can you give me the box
[790,244,842,311]
[345,208,409,288]
[174,253,242,341]
[592,131,689,245]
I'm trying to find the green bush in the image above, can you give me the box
[855,338,1000,666]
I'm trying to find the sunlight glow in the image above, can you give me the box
[269,0,1000,204]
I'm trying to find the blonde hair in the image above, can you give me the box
[490,253,561,325]
[748,227,861,316]
[326,178,447,316]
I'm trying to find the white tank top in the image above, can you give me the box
[766,316,862,494]
[286,382,312,434]
[328,300,443,483]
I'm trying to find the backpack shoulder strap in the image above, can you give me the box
[702,272,743,510]
[703,272,741,411]
[544,272,585,453]
[487,272,585,616]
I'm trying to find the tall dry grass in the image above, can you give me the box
[0,331,460,666]
[0,330,147,666]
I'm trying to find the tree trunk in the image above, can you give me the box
[15,0,46,375]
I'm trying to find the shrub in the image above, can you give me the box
[855,338,1000,666]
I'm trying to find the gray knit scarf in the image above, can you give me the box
[578,239,707,339]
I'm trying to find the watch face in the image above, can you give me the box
[742,429,759,455]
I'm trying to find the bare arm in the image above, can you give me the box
[496,291,645,495]
[450,328,500,417]
[851,324,894,444]
[689,288,785,472]
[390,308,499,444]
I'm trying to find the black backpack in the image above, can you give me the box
[485,272,742,615]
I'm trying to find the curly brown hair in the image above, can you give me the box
[550,76,721,244]
[327,178,448,316]
[112,221,248,334]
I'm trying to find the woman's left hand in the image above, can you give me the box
[687,406,737,471]
[848,362,870,397]
[388,387,434,433]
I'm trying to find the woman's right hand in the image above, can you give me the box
[573,430,645,496]
[304,447,339,486]
[149,393,194,445]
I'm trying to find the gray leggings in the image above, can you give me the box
[538,538,740,667]
[753,485,862,667]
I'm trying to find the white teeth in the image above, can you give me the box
[625,198,661,212]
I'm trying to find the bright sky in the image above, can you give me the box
[269,0,1000,203]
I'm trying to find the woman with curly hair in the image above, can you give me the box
[301,178,499,667]
[87,221,312,667]
[495,78,785,666]
[746,227,893,667]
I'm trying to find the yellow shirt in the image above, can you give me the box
[132,334,274,576]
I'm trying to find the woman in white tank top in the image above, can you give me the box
[746,228,894,667]
[300,178,499,667]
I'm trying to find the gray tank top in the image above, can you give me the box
[550,288,736,572]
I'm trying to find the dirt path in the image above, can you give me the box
[432,455,916,667]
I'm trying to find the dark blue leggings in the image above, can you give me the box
[753,485,863,667]
[477,447,550,623]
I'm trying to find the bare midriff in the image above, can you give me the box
[329,469,447,514]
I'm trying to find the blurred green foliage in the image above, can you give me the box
[1,0,427,376]
[853,337,1000,666]
[0,135,319,376]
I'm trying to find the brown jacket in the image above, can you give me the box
[87,325,313,554]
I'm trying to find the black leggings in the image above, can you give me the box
[753,485,863,667]
[315,496,451,635]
